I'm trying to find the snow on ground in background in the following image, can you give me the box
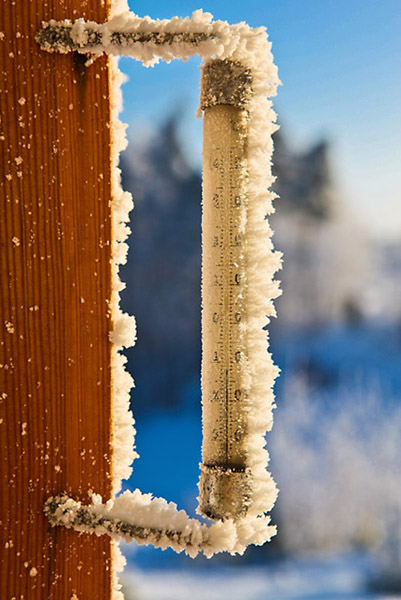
[120,554,382,600]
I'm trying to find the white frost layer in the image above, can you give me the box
[47,492,276,558]
[239,47,281,521]
[43,11,278,84]
[102,5,280,569]
[109,55,138,495]
[110,6,134,599]
[110,0,129,19]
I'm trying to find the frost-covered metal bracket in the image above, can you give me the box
[37,10,281,557]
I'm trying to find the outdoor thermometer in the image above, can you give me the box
[199,60,254,520]
[38,10,281,557]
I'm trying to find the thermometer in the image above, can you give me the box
[199,59,254,520]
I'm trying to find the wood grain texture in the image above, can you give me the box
[0,1,115,598]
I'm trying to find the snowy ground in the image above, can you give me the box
[120,554,396,600]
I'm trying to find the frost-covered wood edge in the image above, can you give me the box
[40,5,281,565]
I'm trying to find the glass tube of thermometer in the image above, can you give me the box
[199,60,253,521]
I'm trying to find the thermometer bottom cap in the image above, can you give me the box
[199,463,252,521]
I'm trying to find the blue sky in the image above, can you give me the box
[119,0,401,240]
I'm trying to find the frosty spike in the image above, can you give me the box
[38,9,281,554]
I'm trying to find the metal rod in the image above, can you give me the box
[44,495,211,555]
[36,22,215,54]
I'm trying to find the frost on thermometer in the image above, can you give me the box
[198,54,281,526]
[200,60,261,520]
[39,5,281,565]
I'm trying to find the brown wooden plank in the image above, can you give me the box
[0,1,115,598]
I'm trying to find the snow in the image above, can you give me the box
[5,320,15,333]
[110,53,137,495]
[109,6,140,596]
[120,554,376,600]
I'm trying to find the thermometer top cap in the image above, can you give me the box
[200,59,253,110]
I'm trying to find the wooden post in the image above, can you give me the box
[0,1,115,598]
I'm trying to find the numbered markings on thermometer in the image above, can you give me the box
[200,102,253,520]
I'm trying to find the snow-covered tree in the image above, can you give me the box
[271,128,368,328]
